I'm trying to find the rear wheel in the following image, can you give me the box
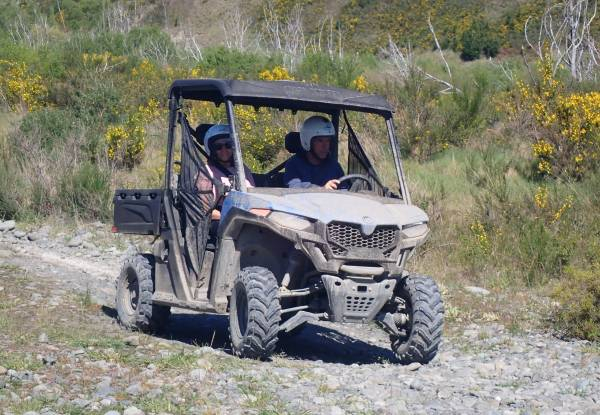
[115,254,171,332]
[390,274,444,364]
[229,266,281,359]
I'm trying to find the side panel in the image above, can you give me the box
[113,189,163,235]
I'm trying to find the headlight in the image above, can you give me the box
[267,211,313,231]
[401,222,429,239]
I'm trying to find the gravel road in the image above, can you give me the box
[0,222,598,415]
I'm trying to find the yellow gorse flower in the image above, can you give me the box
[532,139,555,157]
[259,66,294,81]
[470,220,490,254]
[105,98,163,168]
[552,195,574,223]
[534,186,548,209]
[351,75,369,92]
[518,53,600,178]
[0,60,47,111]
[82,52,127,72]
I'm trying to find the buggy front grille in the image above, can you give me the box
[326,222,398,257]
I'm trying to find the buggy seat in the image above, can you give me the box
[253,131,302,187]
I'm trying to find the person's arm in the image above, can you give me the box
[284,156,315,188]
[287,178,315,188]
[322,161,344,190]
[323,179,339,190]
[243,164,256,187]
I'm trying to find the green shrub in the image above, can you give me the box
[58,162,111,220]
[72,77,122,125]
[198,47,278,79]
[126,26,175,62]
[390,71,489,160]
[19,108,77,151]
[517,218,570,286]
[50,0,106,30]
[296,53,362,88]
[0,157,20,219]
[439,78,487,146]
[553,264,600,341]
[460,19,501,61]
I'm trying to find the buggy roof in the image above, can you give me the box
[168,79,393,117]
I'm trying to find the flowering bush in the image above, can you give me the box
[553,263,600,341]
[234,105,286,172]
[105,99,162,168]
[518,56,600,179]
[82,52,127,72]
[0,60,47,111]
[259,66,293,81]
[469,220,490,254]
[351,75,369,92]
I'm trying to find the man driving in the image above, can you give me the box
[283,115,344,189]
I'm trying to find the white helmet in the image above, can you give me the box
[203,124,231,156]
[299,115,335,152]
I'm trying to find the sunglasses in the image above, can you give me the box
[214,141,233,151]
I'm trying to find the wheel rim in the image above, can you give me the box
[234,284,248,337]
[124,269,139,314]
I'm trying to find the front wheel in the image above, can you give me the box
[229,266,281,359]
[390,274,444,364]
[115,254,171,332]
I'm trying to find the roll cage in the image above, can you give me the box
[166,78,411,204]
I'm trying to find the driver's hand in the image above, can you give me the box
[324,179,340,190]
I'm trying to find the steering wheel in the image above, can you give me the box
[337,174,373,192]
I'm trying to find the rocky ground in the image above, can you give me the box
[0,219,599,415]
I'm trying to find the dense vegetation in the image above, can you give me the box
[0,0,598,341]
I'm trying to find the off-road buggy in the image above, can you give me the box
[113,79,444,364]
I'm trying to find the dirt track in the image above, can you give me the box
[0,223,599,415]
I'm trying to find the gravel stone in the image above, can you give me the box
[67,236,83,248]
[124,335,140,346]
[190,368,207,381]
[95,378,115,398]
[13,230,26,238]
[126,382,143,396]
[123,406,145,415]
[329,406,345,415]
[71,398,91,408]
[28,232,42,241]
[464,286,491,296]
[0,220,16,232]
[41,355,56,366]
[406,362,422,371]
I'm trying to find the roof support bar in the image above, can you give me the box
[165,97,178,190]
[386,118,411,205]
[225,99,247,192]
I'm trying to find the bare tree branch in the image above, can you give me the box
[223,7,254,51]
[524,0,600,81]
[384,36,461,94]
[427,15,453,83]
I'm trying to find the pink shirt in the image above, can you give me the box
[195,162,254,212]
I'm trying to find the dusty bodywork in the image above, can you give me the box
[113,79,444,363]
